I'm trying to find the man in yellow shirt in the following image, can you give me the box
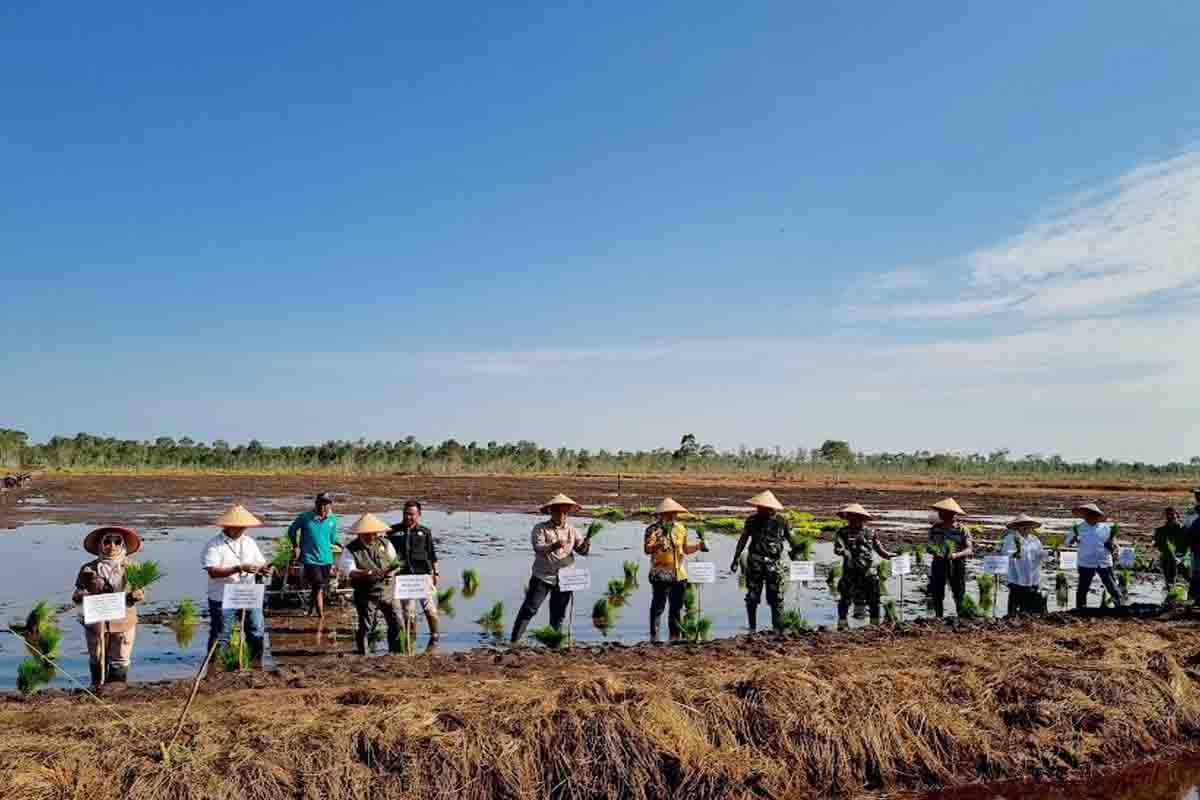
[644,497,705,642]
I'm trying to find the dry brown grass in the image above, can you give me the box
[4,615,1200,799]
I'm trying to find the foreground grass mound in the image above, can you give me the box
[5,614,1200,799]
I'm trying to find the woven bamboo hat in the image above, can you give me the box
[349,512,389,535]
[930,498,966,515]
[837,503,873,520]
[215,504,264,528]
[1007,514,1042,530]
[1072,502,1106,520]
[747,490,784,511]
[540,493,581,513]
[83,525,143,556]
[655,497,688,515]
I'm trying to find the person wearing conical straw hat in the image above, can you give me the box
[926,498,974,618]
[1065,502,1123,609]
[71,526,145,687]
[1000,515,1046,616]
[511,494,592,643]
[832,504,894,628]
[730,490,791,632]
[202,504,272,663]
[644,498,705,642]
[337,513,405,655]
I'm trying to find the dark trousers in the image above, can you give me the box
[1007,584,1040,616]
[511,578,572,642]
[929,558,966,617]
[353,590,403,655]
[1162,553,1178,589]
[1077,567,1123,608]
[649,579,686,641]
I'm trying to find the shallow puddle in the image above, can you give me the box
[0,506,1174,690]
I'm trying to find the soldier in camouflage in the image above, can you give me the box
[730,490,791,632]
[927,498,974,618]
[833,503,893,627]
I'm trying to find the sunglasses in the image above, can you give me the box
[101,535,126,547]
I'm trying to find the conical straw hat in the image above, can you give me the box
[1072,502,1106,520]
[747,490,784,511]
[83,526,143,556]
[215,504,264,528]
[539,493,581,513]
[349,512,390,535]
[930,498,966,515]
[655,497,688,515]
[837,503,873,520]
[1007,513,1042,529]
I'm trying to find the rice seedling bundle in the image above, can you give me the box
[883,599,899,623]
[1167,583,1188,604]
[476,601,504,632]
[703,517,744,534]
[270,538,295,571]
[678,613,713,641]
[778,606,809,633]
[461,568,480,597]
[437,586,456,614]
[218,622,250,672]
[591,598,614,633]
[17,601,61,694]
[173,598,199,625]
[956,594,983,619]
[788,533,815,561]
[592,508,625,522]
[123,561,164,591]
[683,584,697,614]
[531,625,569,649]
[1117,569,1131,594]
[976,573,995,611]
[585,521,605,541]
[605,578,629,605]
[622,560,639,589]
[368,621,384,646]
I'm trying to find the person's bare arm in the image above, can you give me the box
[954,529,974,560]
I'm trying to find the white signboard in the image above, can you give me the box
[983,555,1010,575]
[558,568,591,592]
[1059,550,1078,571]
[392,575,434,600]
[222,582,266,609]
[789,561,816,582]
[1118,546,1135,568]
[83,592,127,625]
[688,562,716,584]
[891,554,912,576]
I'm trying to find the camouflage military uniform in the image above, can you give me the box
[837,528,882,621]
[742,513,791,631]
[928,524,971,617]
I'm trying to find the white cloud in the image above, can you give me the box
[881,294,1027,320]
[849,266,931,294]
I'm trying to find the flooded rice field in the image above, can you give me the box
[0,502,1173,691]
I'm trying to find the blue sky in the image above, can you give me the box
[4,2,1200,461]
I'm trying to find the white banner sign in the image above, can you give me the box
[891,554,912,576]
[83,592,127,625]
[688,562,716,584]
[558,568,591,592]
[1118,546,1136,568]
[983,555,1010,575]
[222,582,265,609]
[1059,550,1078,571]
[392,575,434,600]
[789,561,816,582]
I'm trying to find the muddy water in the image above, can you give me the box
[912,753,1200,799]
[0,505,1172,691]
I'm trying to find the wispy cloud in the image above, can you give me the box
[880,294,1027,320]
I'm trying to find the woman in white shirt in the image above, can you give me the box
[1064,502,1123,609]
[1000,514,1045,616]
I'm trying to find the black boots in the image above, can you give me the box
[90,663,103,687]
[745,602,758,633]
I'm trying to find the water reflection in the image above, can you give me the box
[912,755,1200,799]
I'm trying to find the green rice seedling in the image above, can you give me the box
[1043,532,1064,552]
[17,601,61,694]
[173,598,199,625]
[17,657,55,694]
[124,561,164,591]
[683,584,698,614]
[778,606,809,633]
[636,506,656,516]
[1167,583,1188,605]
[678,613,713,642]
[826,562,843,598]
[873,560,891,596]
[788,533,815,561]
[1117,568,1131,594]
[622,560,640,589]
[462,568,481,597]
[592,507,625,522]
[592,598,614,634]
[218,622,250,672]
[703,517,744,534]
[956,594,983,619]
[437,586,456,616]
[270,537,294,571]
[976,574,995,613]
[585,521,605,541]
[606,578,629,605]
[172,621,197,649]
[368,621,385,647]
[884,599,899,623]
[531,625,569,649]
[476,601,504,633]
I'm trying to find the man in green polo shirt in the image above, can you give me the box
[287,492,340,618]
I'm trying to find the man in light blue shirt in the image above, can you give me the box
[287,492,340,618]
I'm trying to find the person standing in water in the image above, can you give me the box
[72,526,147,686]
[287,492,340,619]
[1066,502,1123,609]
[1153,507,1188,593]
[730,490,791,632]
[927,498,974,618]
[202,505,272,663]
[510,494,592,642]
[644,497,705,642]
[388,500,441,642]
[1000,514,1046,615]
[832,504,893,628]
[338,513,405,655]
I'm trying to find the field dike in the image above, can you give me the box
[4,611,1200,799]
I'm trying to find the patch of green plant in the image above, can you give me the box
[437,586,456,615]
[606,578,629,605]
[172,621,197,649]
[124,561,164,591]
[17,601,61,694]
[592,507,625,522]
[778,606,809,633]
[883,599,899,623]
[683,584,697,614]
[531,625,569,649]
[976,574,995,613]
[873,559,891,595]
[678,612,713,642]
[270,537,294,570]
[462,568,480,597]
[476,601,504,633]
[702,517,744,534]
[1167,583,1188,604]
[1117,569,1131,594]
[622,560,639,589]
[826,562,843,598]
[174,598,199,625]
[368,620,384,646]
[788,533,815,561]
[585,521,605,540]
[636,506,656,516]
[592,598,614,634]
[218,622,250,672]
[956,594,983,619]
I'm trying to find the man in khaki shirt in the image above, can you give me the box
[510,494,592,642]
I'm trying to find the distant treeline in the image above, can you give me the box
[1,429,1198,480]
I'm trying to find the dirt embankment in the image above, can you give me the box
[5,612,1200,799]
[0,472,1189,539]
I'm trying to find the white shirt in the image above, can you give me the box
[1000,532,1045,586]
[202,532,267,603]
[1065,522,1114,569]
[336,538,397,574]
[1184,506,1200,530]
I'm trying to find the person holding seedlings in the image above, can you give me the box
[927,498,974,618]
[202,504,272,663]
[730,490,791,632]
[287,492,340,619]
[1065,502,1123,608]
[644,497,704,642]
[388,500,441,642]
[1154,507,1189,593]
[71,526,145,686]
[511,493,592,642]
[832,504,893,628]
[338,513,405,654]
[1000,514,1046,615]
